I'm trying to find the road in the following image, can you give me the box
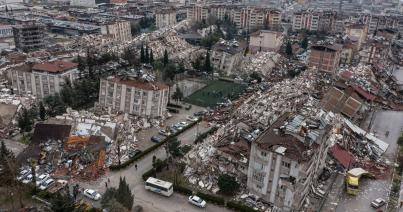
[334,111,403,212]
[76,121,227,212]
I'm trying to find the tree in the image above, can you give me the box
[145,46,149,64]
[286,41,293,57]
[163,49,169,67]
[168,138,182,157]
[104,199,129,212]
[218,174,240,195]
[203,51,212,74]
[177,62,185,73]
[44,94,66,117]
[172,86,183,103]
[250,72,262,83]
[39,101,46,121]
[30,160,36,192]
[192,57,202,71]
[140,44,145,63]
[17,108,34,133]
[77,55,86,77]
[116,177,134,210]
[101,187,118,208]
[149,49,154,64]
[51,193,75,212]
[301,36,308,50]
[60,78,74,107]
[398,33,402,40]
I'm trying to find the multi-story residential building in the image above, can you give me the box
[102,21,131,43]
[249,30,283,53]
[247,113,331,211]
[0,25,13,38]
[9,60,79,98]
[12,24,45,52]
[345,23,368,49]
[308,44,342,74]
[211,39,244,75]
[155,9,177,29]
[187,5,281,30]
[292,9,337,33]
[359,39,385,64]
[98,76,169,117]
[186,5,209,22]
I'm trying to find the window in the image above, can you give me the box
[282,161,291,169]
[261,151,267,157]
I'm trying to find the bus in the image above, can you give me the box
[145,177,173,197]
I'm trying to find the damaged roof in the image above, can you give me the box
[32,60,78,73]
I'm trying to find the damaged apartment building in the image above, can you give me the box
[246,112,332,212]
[8,60,79,98]
[98,74,169,117]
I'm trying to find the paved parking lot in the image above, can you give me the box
[136,104,206,150]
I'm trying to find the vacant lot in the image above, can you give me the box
[184,80,246,107]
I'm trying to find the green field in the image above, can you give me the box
[184,80,246,107]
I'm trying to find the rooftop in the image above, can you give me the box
[32,60,78,73]
[106,77,169,91]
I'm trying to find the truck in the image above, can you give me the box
[345,168,372,195]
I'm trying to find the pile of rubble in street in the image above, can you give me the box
[240,51,282,76]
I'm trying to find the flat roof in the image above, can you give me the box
[32,60,78,73]
[146,177,172,188]
[105,77,169,91]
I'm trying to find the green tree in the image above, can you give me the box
[162,63,177,81]
[17,108,34,133]
[192,57,202,71]
[172,86,183,103]
[77,55,86,77]
[101,187,118,208]
[39,101,46,121]
[104,199,129,212]
[51,193,75,212]
[163,49,169,67]
[218,174,240,195]
[168,138,182,157]
[140,44,145,63]
[149,49,154,64]
[286,41,293,57]
[203,51,212,74]
[301,37,308,50]
[145,46,149,64]
[44,94,66,117]
[60,78,74,107]
[116,177,134,210]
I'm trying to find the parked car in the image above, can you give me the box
[188,195,206,208]
[371,198,386,208]
[187,116,199,122]
[159,129,172,137]
[178,121,188,127]
[170,127,178,134]
[39,178,54,190]
[194,111,206,116]
[17,169,30,181]
[83,189,102,201]
[151,135,166,143]
[173,124,184,131]
[128,149,142,158]
[36,174,49,186]
[22,174,36,184]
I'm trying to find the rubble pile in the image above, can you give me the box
[240,51,282,76]
[339,64,379,93]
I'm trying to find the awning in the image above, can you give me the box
[329,143,355,169]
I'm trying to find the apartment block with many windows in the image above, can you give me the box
[9,60,79,98]
[98,77,169,117]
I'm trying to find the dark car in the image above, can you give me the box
[128,149,142,158]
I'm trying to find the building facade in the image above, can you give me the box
[0,25,13,38]
[247,113,331,211]
[98,77,169,117]
[155,10,177,29]
[70,0,96,7]
[308,44,342,74]
[102,21,131,43]
[187,5,281,30]
[211,39,243,75]
[12,24,45,52]
[249,30,283,53]
[292,9,337,33]
[9,60,79,98]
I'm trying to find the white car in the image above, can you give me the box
[39,178,54,190]
[178,121,188,127]
[22,174,35,184]
[17,169,30,181]
[371,198,386,208]
[187,116,199,122]
[83,189,102,201]
[36,174,49,186]
[188,195,206,208]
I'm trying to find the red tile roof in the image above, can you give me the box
[352,85,376,101]
[329,143,355,169]
[108,77,169,91]
[32,60,78,73]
